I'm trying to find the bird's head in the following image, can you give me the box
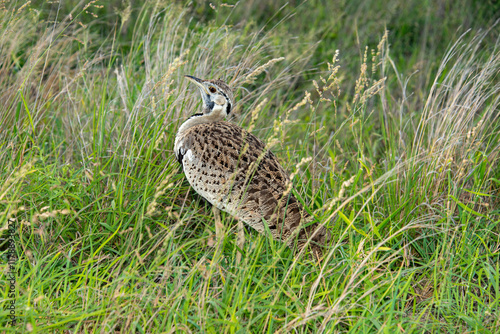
[185,75,233,119]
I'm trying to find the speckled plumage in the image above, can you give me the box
[175,76,329,256]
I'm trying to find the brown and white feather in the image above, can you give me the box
[175,76,329,256]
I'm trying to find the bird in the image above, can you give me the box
[174,75,330,257]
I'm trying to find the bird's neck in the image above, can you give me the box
[177,105,226,135]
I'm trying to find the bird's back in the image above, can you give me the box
[177,121,329,253]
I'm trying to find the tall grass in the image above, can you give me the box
[0,1,499,332]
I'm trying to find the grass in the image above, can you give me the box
[1,0,499,332]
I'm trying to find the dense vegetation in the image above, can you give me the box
[1,0,499,332]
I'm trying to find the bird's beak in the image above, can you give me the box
[185,75,209,94]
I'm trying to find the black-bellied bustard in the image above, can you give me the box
[174,75,329,257]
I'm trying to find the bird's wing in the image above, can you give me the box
[183,121,329,254]
[192,122,307,238]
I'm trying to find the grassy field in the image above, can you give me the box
[1,0,499,332]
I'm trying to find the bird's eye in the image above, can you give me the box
[209,86,216,93]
